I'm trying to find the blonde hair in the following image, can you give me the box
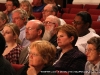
[20,1,33,17]
[4,23,21,44]
[29,40,56,66]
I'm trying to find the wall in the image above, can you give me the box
[73,0,100,5]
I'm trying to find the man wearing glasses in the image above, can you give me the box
[73,11,99,53]
[42,4,66,25]
[42,15,60,47]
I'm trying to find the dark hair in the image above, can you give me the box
[7,0,20,8]
[87,36,100,52]
[77,11,92,28]
[0,33,6,55]
[56,24,78,47]
[37,23,45,38]
[52,4,58,15]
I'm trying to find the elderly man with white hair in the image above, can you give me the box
[42,15,60,47]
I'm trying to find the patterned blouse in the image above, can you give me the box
[4,44,23,64]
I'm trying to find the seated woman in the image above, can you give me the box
[17,40,57,75]
[53,24,87,75]
[84,36,100,75]
[2,23,23,64]
[20,0,35,20]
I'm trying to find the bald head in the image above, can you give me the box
[46,15,60,26]
[26,20,45,42]
[42,4,58,20]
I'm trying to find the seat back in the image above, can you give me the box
[69,8,87,14]
[62,13,76,19]
[11,64,24,72]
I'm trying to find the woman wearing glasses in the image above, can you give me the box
[84,36,100,75]
[17,40,57,75]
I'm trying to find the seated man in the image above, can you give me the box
[32,0,46,12]
[19,20,45,64]
[42,15,60,47]
[42,4,66,25]
[73,11,99,53]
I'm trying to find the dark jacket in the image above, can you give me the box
[0,55,15,75]
[53,46,87,75]
[49,34,57,47]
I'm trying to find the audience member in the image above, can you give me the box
[20,0,35,20]
[73,11,99,53]
[53,24,87,75]
[32,0,46,12]
[17,40,57,75]
[19,20,45,64]
[42,15,60,47]
[42,4,66,25]
[0,11,8,33]
[12,8,30,48]
[0,33,15,75]
[84,36,100,75]
[2,23,23,64]
[44,0,64,14]
[3,0,20,22]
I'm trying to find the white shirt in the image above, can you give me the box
[75,29,99,53]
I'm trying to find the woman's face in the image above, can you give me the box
[57,30,73,48]
[2,26,15,42]
[85,44,100,64]
[20,4,29,12]
[29,47,45,68]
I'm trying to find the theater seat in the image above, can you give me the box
[32,12,42,20]
[69,8,87,14]
[11,64,24,71]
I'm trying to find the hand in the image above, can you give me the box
[3,10,8,14]
[27,66,37,75]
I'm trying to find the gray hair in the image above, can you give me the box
[47,15,60,25]
[12,8,28,22]
[87,36,100,52]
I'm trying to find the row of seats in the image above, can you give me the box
[66,4,98,10]
[63,8,100,15]
[61,13,99,21]
[32,12,99,21]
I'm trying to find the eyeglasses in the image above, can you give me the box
[26,27,36,31]
[85,49,96,53]
[28,52,40,57]
[72,20,84,25]
[43,21,55,26]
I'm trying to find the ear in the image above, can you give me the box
[38,29,42,36]
[85,23,90,29]
[70,36,74,43]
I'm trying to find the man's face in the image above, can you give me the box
[12,12,26,29]
[42,17,56,41]
[72,15,86,36]
[5,1,14,12]
[25,21,39,42]
[42,5,55,20]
